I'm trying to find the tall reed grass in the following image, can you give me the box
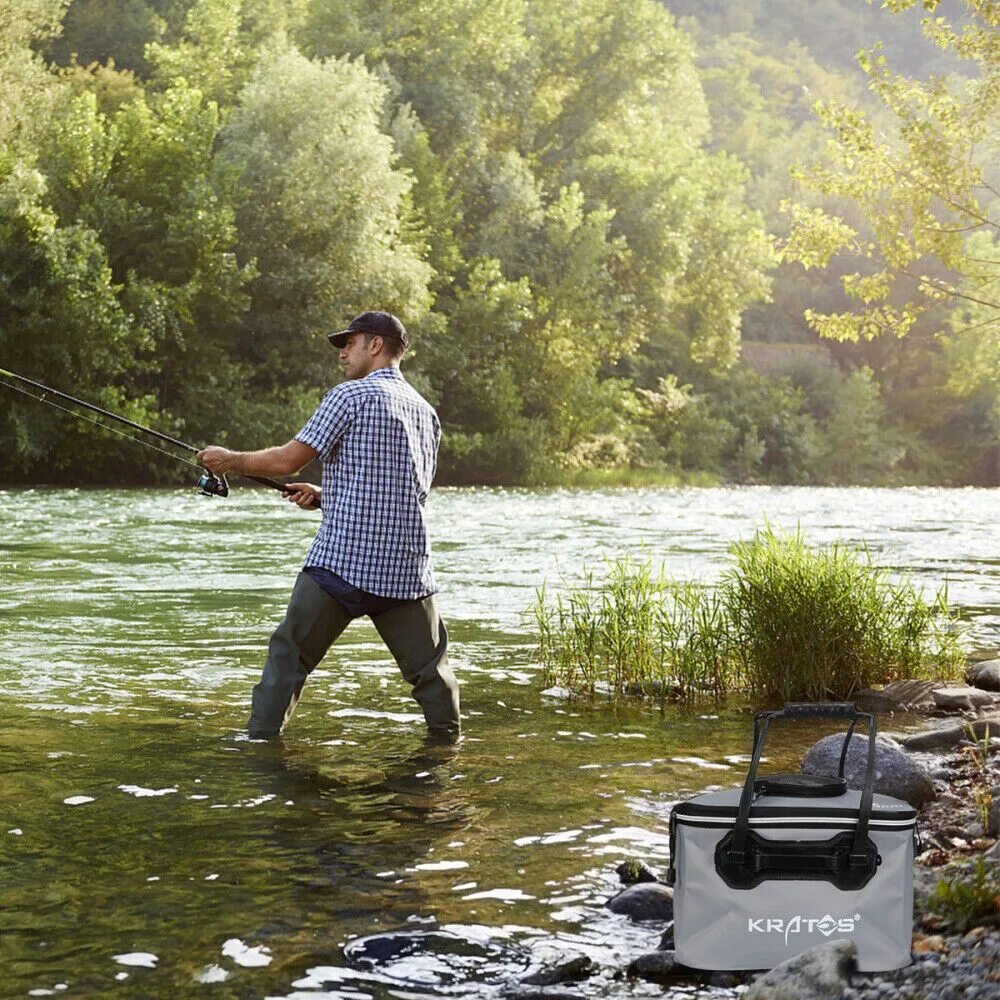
[533,526,966,704]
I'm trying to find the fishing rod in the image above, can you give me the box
[0,367,295,500]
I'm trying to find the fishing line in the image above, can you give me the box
[0,367,306,502]
[0,377,202,470]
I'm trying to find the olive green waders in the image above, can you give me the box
[248,571,460,738]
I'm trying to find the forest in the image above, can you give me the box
[1,0,996,486]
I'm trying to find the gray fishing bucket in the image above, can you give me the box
[667,703,917,972]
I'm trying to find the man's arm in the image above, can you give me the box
[196,439,319,477]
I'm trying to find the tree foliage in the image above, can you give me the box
[0,0,995,486]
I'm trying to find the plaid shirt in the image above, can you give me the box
[294,367,440,599]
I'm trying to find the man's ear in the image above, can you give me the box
[368,335,384,355]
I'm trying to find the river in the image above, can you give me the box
[0,486,996,998]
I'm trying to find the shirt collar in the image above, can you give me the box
[364,366,403,381]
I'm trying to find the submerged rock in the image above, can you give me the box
[504,991,584,1000]
[520,955,594,986]
[801,733,936,808]
[606,882,674,922]
[745,939,857,1000]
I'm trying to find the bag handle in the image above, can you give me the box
[733,702,876,868]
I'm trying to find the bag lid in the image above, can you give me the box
[673,786,916,823]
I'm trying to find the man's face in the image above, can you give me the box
[339,333,379,380]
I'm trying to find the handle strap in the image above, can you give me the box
[734,703,876,865]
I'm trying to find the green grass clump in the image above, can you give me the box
[534,559,734,703]
[724,527,965,704]
[533,526,965,704]
[928,859,1000,933]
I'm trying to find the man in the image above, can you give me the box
[197,311,460,741]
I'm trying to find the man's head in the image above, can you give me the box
[329,311,408,380]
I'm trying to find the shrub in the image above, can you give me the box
[928,858,1000,933]
[722,526,965,704]
[533,526,965,704]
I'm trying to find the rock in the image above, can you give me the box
[657,923,674,950]
[745,939,857,1000]
[932,685,997,712]
[912,933,948,954]
[900,715,1000,752]
[988,786,1000,837]
[626,950,695,984]
[854,680,938,714]
[801,734,936,808]
[967,659,1000,692]
[504,991,584,1000]
[615,859,658,885]
[520,956,593,986]
[606,883,674,922]
[708,971,744,987]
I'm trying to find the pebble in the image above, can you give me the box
[837,929,1000,1000]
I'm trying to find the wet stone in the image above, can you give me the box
[626,950,696,984]
[614,858,658,885]
[520,955,594,986]
[606,882,674,921]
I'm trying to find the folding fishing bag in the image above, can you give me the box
[667,703,916,972]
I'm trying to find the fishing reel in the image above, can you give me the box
[198,469,230,498]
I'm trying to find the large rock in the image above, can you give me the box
[745,940,856,1000]
[801,734,936,808]
[932,685,997,712]
[899,714,1000,752]
[606,883,674,922]
[853,679,937,713]
[968,658,1000,692]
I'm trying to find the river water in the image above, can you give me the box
[0,486,996,998]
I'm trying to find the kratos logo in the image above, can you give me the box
[747,913,861,947]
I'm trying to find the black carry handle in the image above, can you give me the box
[734,703,877,873]
[783,702,857,718]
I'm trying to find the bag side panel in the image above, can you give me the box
[673,823,913,971]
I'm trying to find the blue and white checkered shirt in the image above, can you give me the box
[294,367,440,599]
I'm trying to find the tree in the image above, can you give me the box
[779,0,999,345]
[216,40,433,389]
[0,0,66,162]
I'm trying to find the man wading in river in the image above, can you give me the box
[197,311,460,741]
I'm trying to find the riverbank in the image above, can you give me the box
[606,679,1000,999]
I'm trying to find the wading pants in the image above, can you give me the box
[247,572,460,739]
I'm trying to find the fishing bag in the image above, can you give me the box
[667,703,917,972]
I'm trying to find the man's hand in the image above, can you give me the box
[282,482,321,510]
[197,446,241,475]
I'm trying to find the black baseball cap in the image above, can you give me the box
[328,311,409,349]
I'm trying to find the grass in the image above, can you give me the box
[533,525,966,705]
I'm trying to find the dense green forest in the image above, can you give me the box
[0,0,996,486]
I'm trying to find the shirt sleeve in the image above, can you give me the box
[294,387,354,462]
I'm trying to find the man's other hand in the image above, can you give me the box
[197,446,239,474]
[282,483,321,510]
